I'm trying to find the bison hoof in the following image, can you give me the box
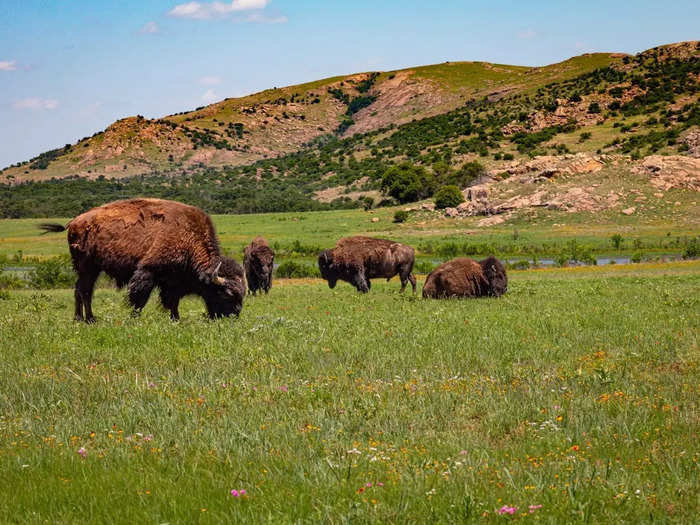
[85,316,97,324]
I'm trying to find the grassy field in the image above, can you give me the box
[0,206,696,260]
[0,261,698,522]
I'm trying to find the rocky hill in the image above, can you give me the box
[1,41,698,221]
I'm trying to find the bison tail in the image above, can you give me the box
[38,223,67,234]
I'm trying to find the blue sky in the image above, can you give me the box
[1,0,698,169]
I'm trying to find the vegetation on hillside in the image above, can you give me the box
[1,42,698,218]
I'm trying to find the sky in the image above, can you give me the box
[1,0,698,169]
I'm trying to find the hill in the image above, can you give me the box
[0,41,698,222]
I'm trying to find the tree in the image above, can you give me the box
[433,185,465,209]
[380,163,435,204]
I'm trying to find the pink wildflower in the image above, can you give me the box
[230,489,239,497]
[366,482,372,488]
[377,482,384,487]
[459,450,468,455]
[148,381,155,388]
[77,447,87,459]
[529,505,542,513]
[280,385,288,392]
[497,505,517,515]
[239,489,246,496]
[143,434,153,442]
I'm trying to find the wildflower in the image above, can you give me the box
[571,445,579,452]
[529,504,543,513]
[148,382,155,388]
[498,505,517,515]
[230,489,239,497]
[280,385,288,392]
[77,447,87,459]
[377,482,384,487]
[143,434,153,442]
[240,489,246,496]
[366,482,372,488]
[459,450,468,455]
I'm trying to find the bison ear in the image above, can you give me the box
[211,261,227,286]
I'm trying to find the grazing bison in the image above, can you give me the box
[244,236,274,295]
[39,198,245,322]
[318,236,416,293]
[422,256,508,299]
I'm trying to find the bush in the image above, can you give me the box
[630,252,643,263]
[433,185,465,209]
[380,163,435,204]
[414,261,436,274]
[28,257,75,289]
[274,261,320,279]
[393,210,409,223]
[610,233,623,250]
[682,237,698,259]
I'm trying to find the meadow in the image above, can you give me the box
[0,261,698,523]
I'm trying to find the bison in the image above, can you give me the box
[422,256,507,299]
[318,236,416,293]
[39,198,246,322]
[244,236,274,295]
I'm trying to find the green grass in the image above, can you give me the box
[0,261,698,522]
[1,203,696,261]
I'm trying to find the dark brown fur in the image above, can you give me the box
[40,198,245,322]
[422,256,508,299]
[243,236,274,295]
[318,236,416,293]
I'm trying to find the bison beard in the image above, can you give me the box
[422,256,507,299]
[40,198,245,322]
[244,236,274,295]
[318,236,416,293]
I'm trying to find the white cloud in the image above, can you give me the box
[169,0,268,19]
[13,98,58,110]
[0,60,17,71]
[518,29,536,40]
[199,75,221,86]
[201,89,218,104]
[140,21,159,34]
[243,12,287,23]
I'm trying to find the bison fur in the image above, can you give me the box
[422,256,507,299]
[40,198,245,322]
[244,236,274,295]
[318,236,416,293]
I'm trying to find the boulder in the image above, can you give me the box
[621,207,636,215]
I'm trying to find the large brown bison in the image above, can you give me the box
[39,198,245,322]
[244,236,274,295]
[422,256,508,299]
[318,236,416,293]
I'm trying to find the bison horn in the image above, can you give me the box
[212,261,226,285]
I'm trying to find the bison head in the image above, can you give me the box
[204,257,246,318]
[318,249,338,288]
[480,256,508,297]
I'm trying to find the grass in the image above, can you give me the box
[1,202,697,261]
[0,261,698,522]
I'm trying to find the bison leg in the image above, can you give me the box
[159,288,181,320]
[352,271,370,293]
[127,268,155,314]
[74,268,100,323]
[408,273,417,294]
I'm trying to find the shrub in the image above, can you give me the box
[380,163,435,204]
[274,261,320,279]
[433,185,465,209]
[682,237,698,259]
[630,252,643,263]
[393,210,409,223]
[588,102,602,114]
[610,234,623,250]
[414,261,436,274]
[29,257,75,289]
